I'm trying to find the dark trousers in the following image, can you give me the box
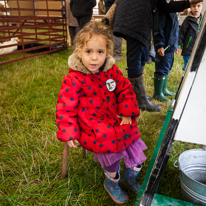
[69,26,80,46]
[155,52,174,75]
[141,46,149,67]
[126,36,145,78]
[76,15,92,30]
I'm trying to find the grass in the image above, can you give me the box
[0,40,200,206]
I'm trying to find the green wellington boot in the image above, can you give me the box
[163,74,176,96]
[153,74,170,102]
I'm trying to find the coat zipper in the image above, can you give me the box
[186,16,203,49]
[186,36,192,49]
[198,16,203,32]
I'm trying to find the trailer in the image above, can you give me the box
[0,0,67,66]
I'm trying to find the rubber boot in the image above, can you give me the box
[104,167,129,204]
[122,165,142,194]
[153,74,170,102]
[163,74,175,96]
[128,75,161,112]
[146,95,151,101]
[140,66,151,101]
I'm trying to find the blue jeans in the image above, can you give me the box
[155,52,174,76]
[126,36,144,78]
[182,55,190,71]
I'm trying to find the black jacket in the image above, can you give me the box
[113,0,190,48]
[70,0,96,18]
[153,11,179,53]
[178,15,203,56]
[104,0,115,13]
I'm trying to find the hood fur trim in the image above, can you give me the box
[68,53,115,74]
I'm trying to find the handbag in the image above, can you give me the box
[102,0,119,28]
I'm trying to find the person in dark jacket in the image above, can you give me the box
[113,0,192,112]
[70,0,96,29]
[176,0,203,71]
[104,0,114,12]
[153,10,179,102]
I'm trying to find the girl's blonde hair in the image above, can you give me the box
[74,21,113,52]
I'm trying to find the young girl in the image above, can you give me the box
[56,22,147,204]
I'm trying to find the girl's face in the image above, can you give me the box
[191,3,202,17]
[78,34,110,74]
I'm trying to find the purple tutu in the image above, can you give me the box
[94,138,147,168]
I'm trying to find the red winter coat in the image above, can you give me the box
[56,53,141,153]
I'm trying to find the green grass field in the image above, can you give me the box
[0,41,200,206]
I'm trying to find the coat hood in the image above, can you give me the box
[188,11,202,24]
[68,52,115,74]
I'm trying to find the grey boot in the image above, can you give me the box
[128,75,161,112]
[140,66,151,101]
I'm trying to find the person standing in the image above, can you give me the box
[105,0,123,62]
[70,0,96,29]
[113,0,192,112]
[176,0,203,71]
[61,0,80,48]
[98,0,106,15]
[153,10,179,102]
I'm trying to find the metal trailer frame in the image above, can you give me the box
[0,0,66,66]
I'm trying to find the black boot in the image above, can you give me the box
[140,66,151,101]
[128,75,161,112]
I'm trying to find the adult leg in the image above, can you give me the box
[75,26,80,35]
[149,42,155,62]
[69,26,76,47]
[69,26,80,47]
[141,46,151,100]
[141,46,149,70]
[77,15,92,30]
[126,36,160,112]
[113,35,123,62]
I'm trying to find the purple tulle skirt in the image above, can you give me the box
[94,138,147,168]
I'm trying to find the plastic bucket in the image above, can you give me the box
[177,149,206,205]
